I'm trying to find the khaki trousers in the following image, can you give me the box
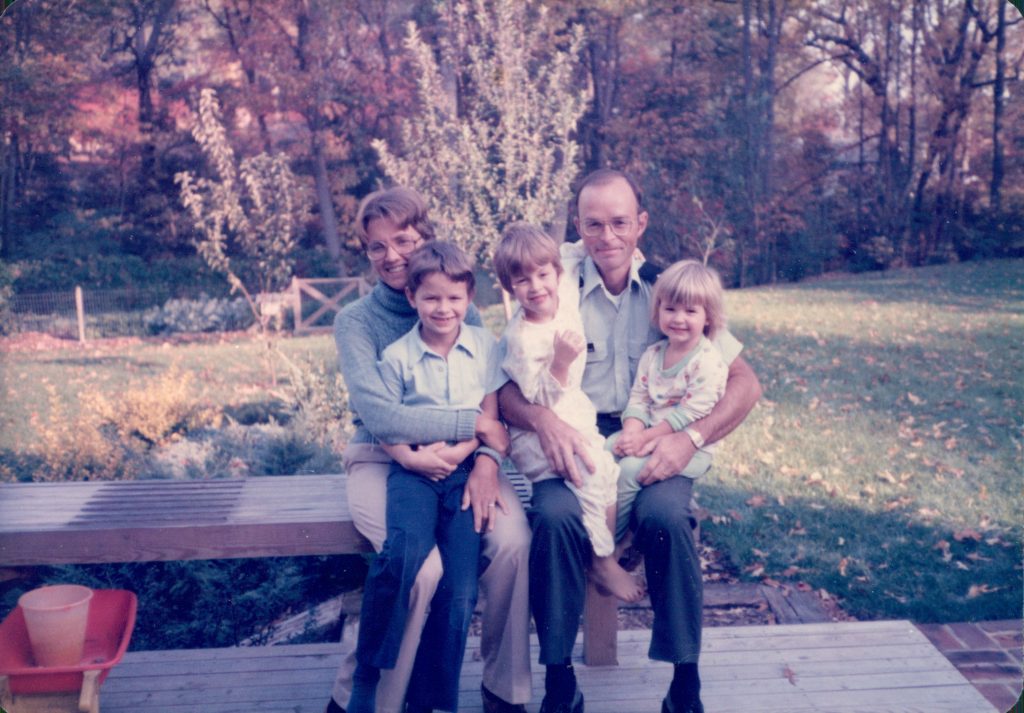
[332,443,532,712]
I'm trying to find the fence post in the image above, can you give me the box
[75,286,86,343]
[291,277,302,334]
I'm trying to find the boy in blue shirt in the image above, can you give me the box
[348,241,509,713]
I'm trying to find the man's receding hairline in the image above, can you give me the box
[577,175,643,214]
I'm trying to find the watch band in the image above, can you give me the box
[683,426,705,450]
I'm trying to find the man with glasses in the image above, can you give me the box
[499,169,762,713]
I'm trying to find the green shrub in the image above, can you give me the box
[144,294,254,335]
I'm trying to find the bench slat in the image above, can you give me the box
[0,475,372,565]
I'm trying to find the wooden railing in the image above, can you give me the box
[289,277,371,335]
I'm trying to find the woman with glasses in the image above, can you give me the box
[326,187,532,713]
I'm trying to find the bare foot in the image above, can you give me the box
[591,555,644,602]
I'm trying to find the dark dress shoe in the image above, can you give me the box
[482,684,527,713]
[538,686,584,713]
[662,696,704,713]
[325,699,346,713]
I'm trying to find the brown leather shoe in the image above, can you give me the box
[482,684,527,713]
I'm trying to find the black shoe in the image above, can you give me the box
[325,699,346,713]
[662,696,704,713]
[539,686,583,713]
[482,684,527,713]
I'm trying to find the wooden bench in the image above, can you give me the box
[0,474,620,664]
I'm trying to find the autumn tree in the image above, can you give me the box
[0,0,95,259]
[373,0,591,277]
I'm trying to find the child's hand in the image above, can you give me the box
[402,442,458,480]
[551,330,585,371]
[436,439,477,467]
[476,414,510,456]
[613,420,647,457]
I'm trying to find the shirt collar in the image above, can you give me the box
[579,255,644,300]
[408,322,475,361]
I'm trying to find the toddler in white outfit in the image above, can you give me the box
[495,223,642,602]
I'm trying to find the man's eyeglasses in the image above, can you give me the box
[366,236,421,261]
[579,218,635,238]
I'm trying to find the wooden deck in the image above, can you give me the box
[88,621,995,713]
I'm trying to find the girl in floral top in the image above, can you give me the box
[608,260,729,541]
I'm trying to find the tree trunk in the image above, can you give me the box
[0,132,17,260]
[990,0,1006,212]
[312,133,344,269]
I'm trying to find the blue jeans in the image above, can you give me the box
[352,459,481,712]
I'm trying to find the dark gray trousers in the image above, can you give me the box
[528,474,702,664]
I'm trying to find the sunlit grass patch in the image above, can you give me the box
[707,259,1022,622]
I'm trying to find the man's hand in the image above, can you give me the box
[635,430,697,485]
[534,409,591,488]
[461,455,508,533]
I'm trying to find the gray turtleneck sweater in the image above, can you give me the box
[333,280,482,445]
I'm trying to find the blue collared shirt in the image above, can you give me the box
[379,322,504,411]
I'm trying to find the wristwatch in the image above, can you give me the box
[683,426,705,450]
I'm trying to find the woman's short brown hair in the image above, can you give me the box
[355,186,436,245]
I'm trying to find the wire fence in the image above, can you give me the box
[8,286,221,340]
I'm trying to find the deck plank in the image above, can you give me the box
[83,621,996,713]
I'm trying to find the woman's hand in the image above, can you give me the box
[461,455,508,533]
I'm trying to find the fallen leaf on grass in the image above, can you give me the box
[746,563,766,577]
[907,392,924,405]
[884,496,914,511]
[746,495,767,507]
[967,584,1002,598]
[953,528,983,542]
[838,557,849,576]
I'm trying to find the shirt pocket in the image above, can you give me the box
[628,337,647,380]
[585,340,608,366]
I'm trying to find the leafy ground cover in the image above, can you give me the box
[703,258,1022,623]
[1,259,1021,627]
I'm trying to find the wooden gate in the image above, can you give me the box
[290,277,371,334]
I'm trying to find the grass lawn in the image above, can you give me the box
[1,258,1021,624]
[703,258,1022,623]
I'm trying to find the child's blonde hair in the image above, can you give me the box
[493,222,563,293]
[651,260,726,339]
